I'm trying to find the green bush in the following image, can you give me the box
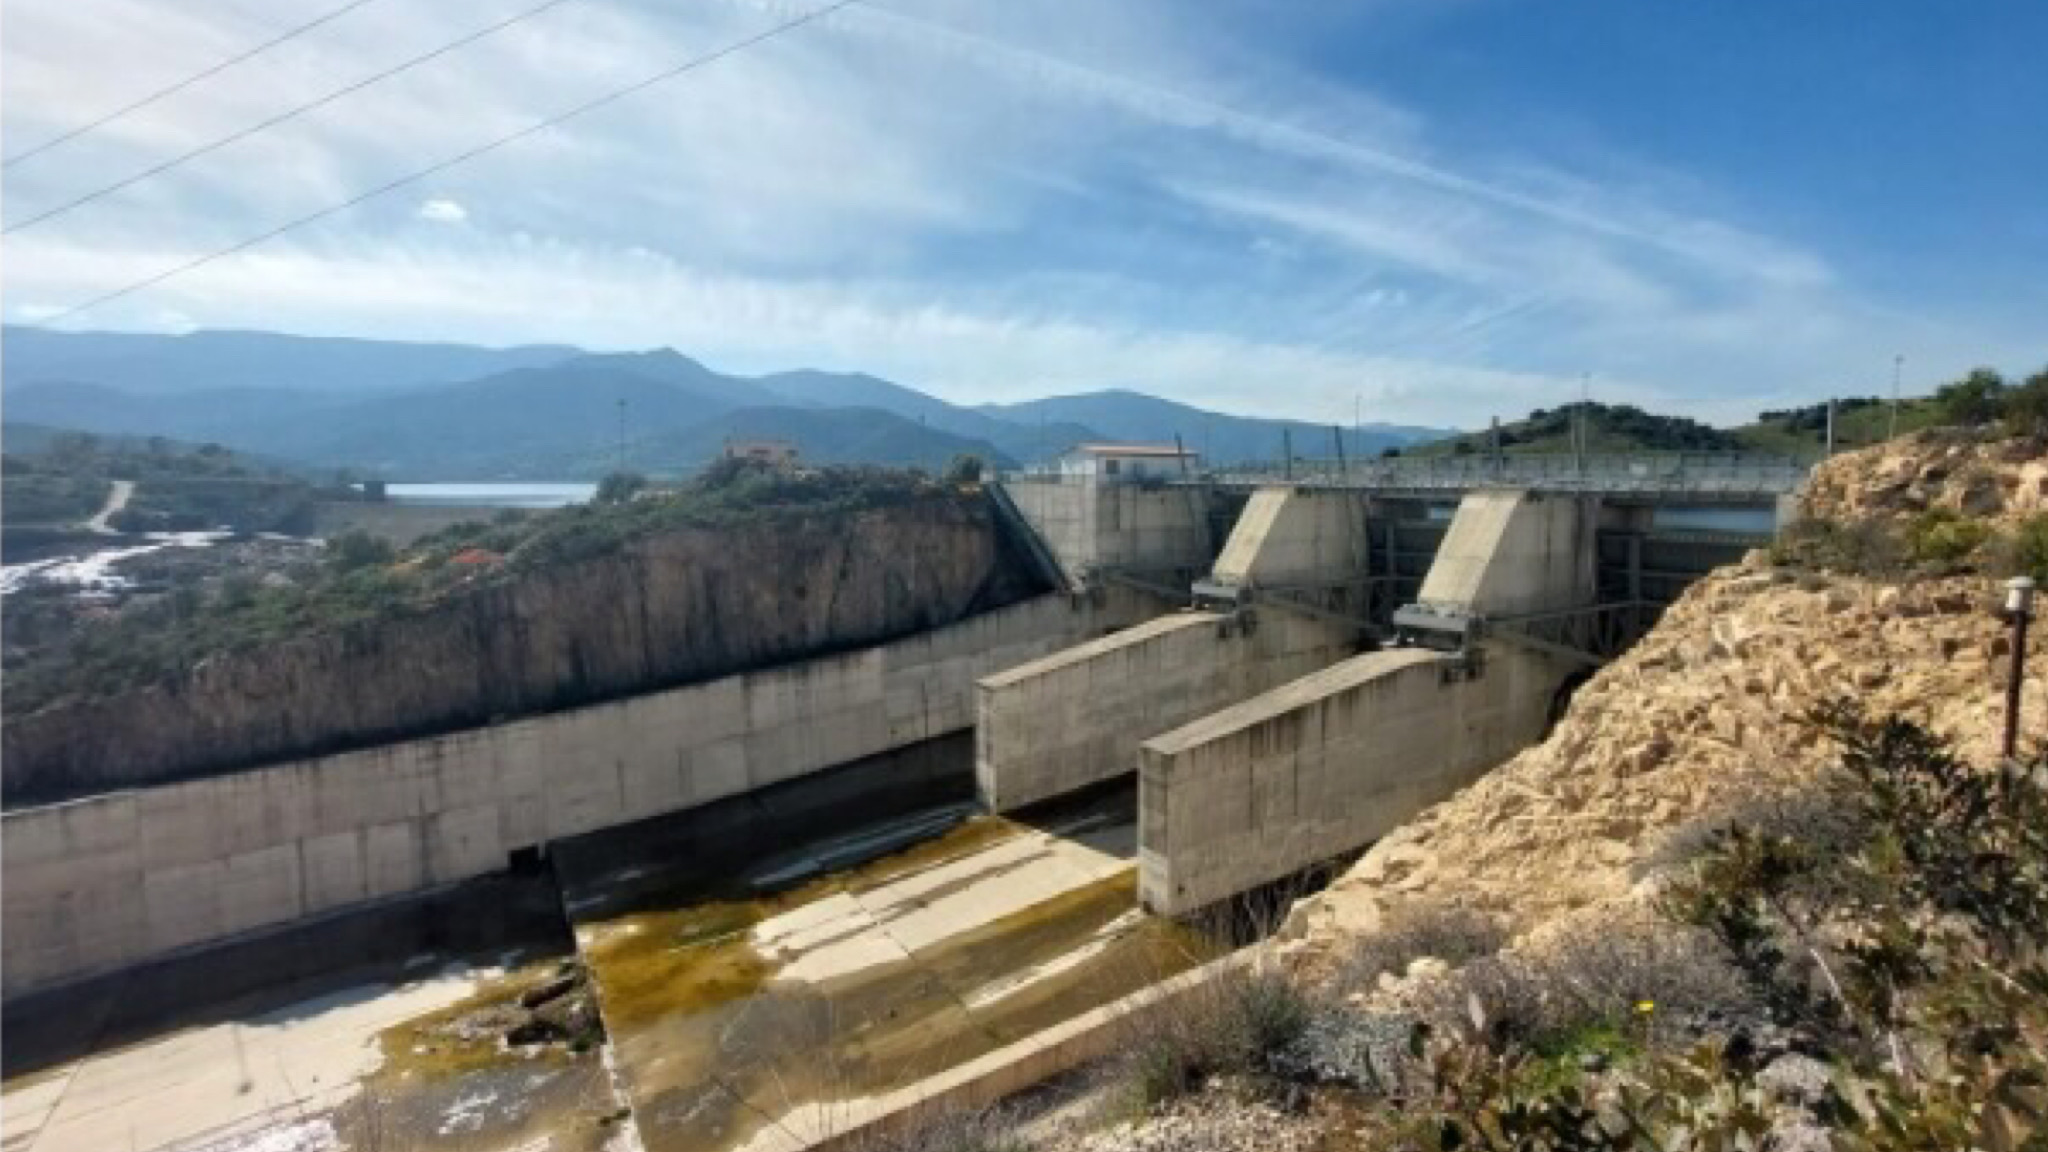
[327,530,396,574]
[1904,508,1992,566]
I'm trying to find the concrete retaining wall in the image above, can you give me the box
[2,589,1158,999]
[1137,645,1571,915]
[1001,478,1214,581]
[976,608,1355,812]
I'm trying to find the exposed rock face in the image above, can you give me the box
[1284,448,2045,972]
[1800,429,2048,527]
[3,496,1043,803]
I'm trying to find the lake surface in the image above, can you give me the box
[382,482,595,508]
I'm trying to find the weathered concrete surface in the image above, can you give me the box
[1137,488,1602,914]
[6,496,1047,803]
[1415,490,1597,617]
[564,786,1218,1152]
[1210,488,1371,589]
[1001,477,1214,584]
[1,881,618,1152]
[2,589,1159,1000]
[976,608,1356,812]
[1137,645,1574,915]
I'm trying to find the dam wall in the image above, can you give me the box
[2,588,1157,999]
[1137,645,1573,915]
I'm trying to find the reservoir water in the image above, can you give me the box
[383,482,596,508]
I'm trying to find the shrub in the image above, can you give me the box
[1904,508,1992,567]
[594,471,648,504]
[1119,966,1312,1108]
[1988,514,2048,584]
[1335,900,1510,994]
[327,530,396,574]
[943,454,985,485]
[1769,516,1906,577]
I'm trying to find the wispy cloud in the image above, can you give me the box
[1,0,2034,426]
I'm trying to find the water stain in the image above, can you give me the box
[570,788,1224,1152]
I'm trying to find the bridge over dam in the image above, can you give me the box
[2,454,1800,1152]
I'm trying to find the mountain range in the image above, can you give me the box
[1,327,1451,478]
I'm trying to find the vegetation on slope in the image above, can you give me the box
[1400,402,1751,457]
[2,429,333,537]
[1740,364,2048,454]
[1083,713,2046,1152]
[2,460,966,715]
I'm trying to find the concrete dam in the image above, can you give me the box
[2,462,1788,1151]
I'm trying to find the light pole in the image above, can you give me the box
[2004,576,2036,761]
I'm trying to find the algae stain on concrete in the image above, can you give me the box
[570,800,1222,1152]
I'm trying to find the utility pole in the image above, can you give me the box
[1282,428,1294,481]
[1576,373,1591,475]
[1354,393,1362,461]
[616,398,627,474]
[1888,354,1904,441]
[2004,577,2036,761]
[1825,397,1836,458]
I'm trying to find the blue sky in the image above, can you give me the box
[4,0,2042,426]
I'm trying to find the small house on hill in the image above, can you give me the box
[722,438,799,467]
[1057,443,1199,481]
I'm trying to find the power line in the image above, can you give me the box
[5,0,580,235]
[4,0,389,169]
[29,0,861,325]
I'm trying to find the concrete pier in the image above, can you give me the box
[1210,487,1372,590]
[976,609,1355,812]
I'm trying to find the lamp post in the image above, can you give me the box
[2004,576,2036,761]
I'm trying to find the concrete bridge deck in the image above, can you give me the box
[1010,450,1811,505]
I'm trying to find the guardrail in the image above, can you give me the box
[1204,452,1812,497]
[998,453,1811,501]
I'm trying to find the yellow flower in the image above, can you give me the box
[1635,1000,1656,1014]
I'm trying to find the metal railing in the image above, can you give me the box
[1197,451,1813,499]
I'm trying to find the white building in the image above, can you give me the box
[1056,443,1201,481]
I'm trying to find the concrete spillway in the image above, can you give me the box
[563,784,1215,1152]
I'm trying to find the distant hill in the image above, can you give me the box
[3,326,579,395]
[1403,402,1749,456]
[977,389,1448,462]
[2,326,1452,476]
[752,370,1099,462]
[1736,397,1942,455]
[5,354,1014,478]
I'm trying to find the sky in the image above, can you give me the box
[3,0,2043,427]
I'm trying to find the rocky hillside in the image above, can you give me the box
[1800,427,2048,525]
[4,485,1044,803]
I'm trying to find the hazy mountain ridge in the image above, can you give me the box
[979,389,1448,462]
[2,328,1453,477]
